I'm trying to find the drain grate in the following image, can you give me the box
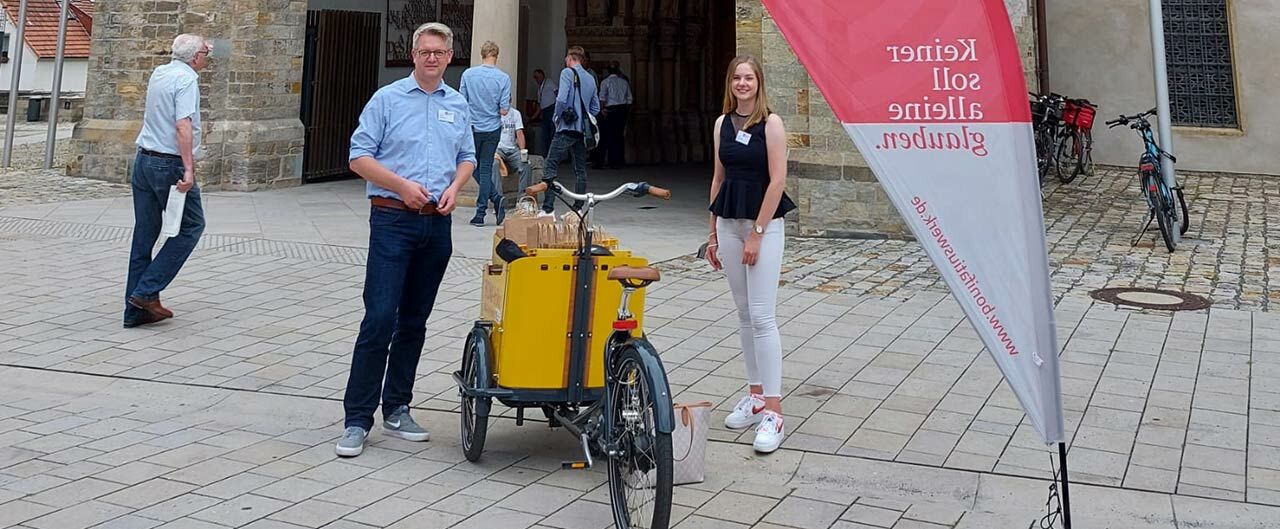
[1090,287,1210,311]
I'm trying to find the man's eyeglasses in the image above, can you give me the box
[414,49,451,59]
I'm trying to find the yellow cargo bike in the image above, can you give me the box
[454,179,676,529]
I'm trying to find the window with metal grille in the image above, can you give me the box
[1163,0,1239,128]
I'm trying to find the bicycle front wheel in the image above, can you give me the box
[607,345,673,529]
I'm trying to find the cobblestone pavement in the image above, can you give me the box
[3,164,1280,527]
[0,121,75,171]
[0,168,130,208]
[2,214,1279,516]
[660,168,1280,311]
[6,367,1274,529]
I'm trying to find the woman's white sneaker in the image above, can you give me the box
[753,411,784,453]
[724,394,766,429]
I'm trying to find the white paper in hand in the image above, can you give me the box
[161,186,186,239]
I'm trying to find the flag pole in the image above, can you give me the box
[1059,442,1072,529]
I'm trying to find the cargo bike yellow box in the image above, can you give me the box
[456,181,677,529]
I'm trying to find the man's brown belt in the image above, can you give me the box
[371,197,443,216]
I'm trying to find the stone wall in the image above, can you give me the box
[67,0,307,191]
[735,0,1039,238]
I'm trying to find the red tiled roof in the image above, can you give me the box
[2,0,93,59]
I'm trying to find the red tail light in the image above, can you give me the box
[1139,163,1155,172]
[613,319,638,331]
[1148,184,1158,192]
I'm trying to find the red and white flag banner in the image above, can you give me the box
[762,0,1064,443]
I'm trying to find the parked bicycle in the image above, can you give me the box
[458,178,676,529]
[1030,92,1067,183]
[1060,98,1098,180]
[1106,108,1189,252]
[1030,92,1097,185]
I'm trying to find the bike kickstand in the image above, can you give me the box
[1131,213,1154,247]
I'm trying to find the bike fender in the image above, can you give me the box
[630,337,676,434]
[469,325,494,417]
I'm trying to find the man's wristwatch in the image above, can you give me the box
[753,224,765,235]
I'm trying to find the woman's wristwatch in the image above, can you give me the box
[753,224,765,235]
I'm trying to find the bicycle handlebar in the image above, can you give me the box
[525,179,672,205]
[1107,108,1161,128]
[647,185,672,200]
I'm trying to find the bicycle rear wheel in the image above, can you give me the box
[1176,187,1189,235]
[607,345,673,529]
[1154,185,1176,252]
[1035,128,1054,183]
[1055,131,1082,184]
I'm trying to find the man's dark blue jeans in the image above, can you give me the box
[343,206,452,431]
[542,130,588,213]
[472,128,502,219]
[124,151,205,326]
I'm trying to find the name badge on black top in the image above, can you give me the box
[735,130,752,146]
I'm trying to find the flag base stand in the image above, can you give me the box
[1033,443,1073,529]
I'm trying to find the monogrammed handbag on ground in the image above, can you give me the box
[645,401,712,486]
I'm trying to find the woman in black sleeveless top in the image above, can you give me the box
[706,55,795,454]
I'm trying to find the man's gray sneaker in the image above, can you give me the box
[335,426,367,457]
[384,405,429,442]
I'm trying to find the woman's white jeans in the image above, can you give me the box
[716,218,784,397]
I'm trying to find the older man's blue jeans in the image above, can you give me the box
[343,207,452,431]
[124,151,205,325]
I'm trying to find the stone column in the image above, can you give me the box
[68,0,307,191]
[469,0,519,95]
[459,0,522,206]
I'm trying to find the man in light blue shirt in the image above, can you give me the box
[123,33,210,328]
[542,45,599,214]
[459,40,512,226]
[338,22,477,458]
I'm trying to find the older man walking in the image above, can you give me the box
[123,34,210,328]
[338,22,476,457]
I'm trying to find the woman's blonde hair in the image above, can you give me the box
[721,55,770,129]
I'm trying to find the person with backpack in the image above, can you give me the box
[540,45,599,214]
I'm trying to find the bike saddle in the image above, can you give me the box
[608,265,660,284]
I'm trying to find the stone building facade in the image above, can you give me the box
[65,0,1038,236]
[67,0,307,191]
[734,0,1040,237]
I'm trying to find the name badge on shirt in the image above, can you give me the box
[735,130,752,146]
[438,110,455,123]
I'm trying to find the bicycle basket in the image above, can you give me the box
[1063,99,1097,131]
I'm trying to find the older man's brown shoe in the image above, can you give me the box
[129,296,174,319]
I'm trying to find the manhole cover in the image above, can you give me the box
[1090,287,1210,311]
